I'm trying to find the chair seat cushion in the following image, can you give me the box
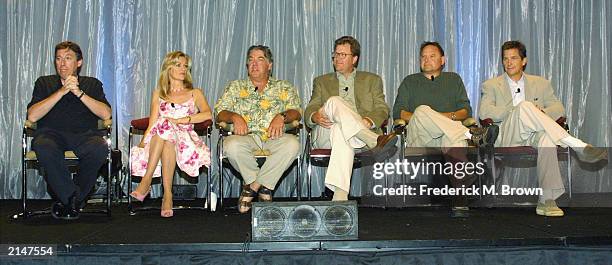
[25,151,78,160]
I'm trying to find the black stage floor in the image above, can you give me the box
[2,199,612,249]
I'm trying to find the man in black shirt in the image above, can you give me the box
[27,41,112,220]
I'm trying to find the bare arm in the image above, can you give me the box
[400,110,413,122]
[69,75,111,120]
[27,88,69,122]
[268,109,302,139]
[439,108,469,121]
[171,89,213,124]
[79,91,112,120]
[217,110,248,135]
[401,108,468,122]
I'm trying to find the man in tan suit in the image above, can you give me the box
[480,40,607,217]
[304,36,396,201]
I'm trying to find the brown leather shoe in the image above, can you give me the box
[575,145,608,163]
[370,133,398,154]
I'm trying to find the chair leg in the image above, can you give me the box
[400,134,407,204]
[567,148,572,199]
[206,134,213,210]
[491,153,498,202]
[307,159,312,200]
[127,129,135,215]
[218,137,224,210]
[18,158,28,219]
[206,163,212,210]
[106,148,112,217]
[295,156,301,201]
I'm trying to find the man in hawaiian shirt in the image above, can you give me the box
[215,45,302,213]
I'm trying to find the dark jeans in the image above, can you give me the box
[32,128,108,205]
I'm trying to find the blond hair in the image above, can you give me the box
[157,51,193,99]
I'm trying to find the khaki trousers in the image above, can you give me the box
[223,134,300,189]
[404,105,476,206]
[405,105,469,148]
[312,96,372,193]
[497,101,569,200]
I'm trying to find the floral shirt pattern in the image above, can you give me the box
[214,77,301,140]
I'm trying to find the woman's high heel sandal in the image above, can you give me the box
[129,187,151,202]
[238,185,257,213]
[258,187,273,202]
[161,198,174,218]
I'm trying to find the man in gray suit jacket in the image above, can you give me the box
[304,36,396,201]
[480,40,607,217]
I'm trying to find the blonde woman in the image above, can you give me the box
[130,51,212,217]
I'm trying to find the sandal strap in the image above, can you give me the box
[240,185,258,197]
[259,187,272,195]
[258,187,273,202]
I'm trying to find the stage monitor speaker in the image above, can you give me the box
[251,200,358,242]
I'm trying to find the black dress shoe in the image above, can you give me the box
[64,195,81,220]
[51,201,64,220]
[51,195,80,220]
[77,197,87,212]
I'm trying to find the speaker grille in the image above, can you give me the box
[252,201,358,241]
[323,205,354,236]
[289,205,321,238]
[253,206,287,238]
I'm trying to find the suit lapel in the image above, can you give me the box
[354,72,364,109]
[524,74,536,101]
[497,75,513,104]
[327,74,340,98]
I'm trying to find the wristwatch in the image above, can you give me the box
[450,112,456,121]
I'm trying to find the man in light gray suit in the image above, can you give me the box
[479,40,607,217]
[304,36,396,201]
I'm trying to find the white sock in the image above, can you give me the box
[538,196,546,204]
[356,129,378,149]
[332,188,349,201]
[560,136,588,149]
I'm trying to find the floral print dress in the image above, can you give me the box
[130,97,211,177]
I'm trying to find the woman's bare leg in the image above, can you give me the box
[160,140,177,214]
[133,135,164,195]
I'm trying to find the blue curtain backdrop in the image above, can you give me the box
[1,0,610,199]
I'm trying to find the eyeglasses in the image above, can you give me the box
[331,52,353,59]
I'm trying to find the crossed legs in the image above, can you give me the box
[131,135,177,217]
